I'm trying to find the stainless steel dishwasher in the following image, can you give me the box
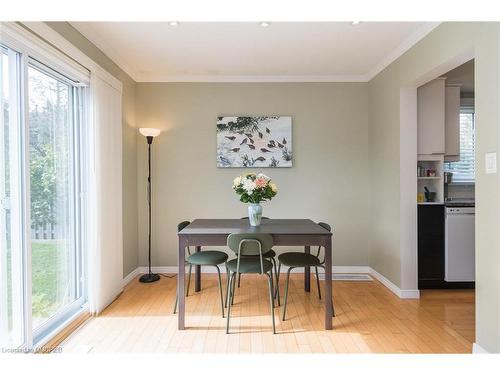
[445,206,475,282]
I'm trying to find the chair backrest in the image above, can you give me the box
[318,222,331,232]
[227,233,274,274]
[178,220,191,232]
[227,233,274,256]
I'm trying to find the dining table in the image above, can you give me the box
[177,218,333,330]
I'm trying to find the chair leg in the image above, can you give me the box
[186,264,193,297]
[282,267,293,321]
[231,271,237,305]
[271,257,280,306]
[267,273,276,334]
[276,261,282,303]
[215,265,225,318]
[225,263,230,307]
[173,292,178,314]
[315,266,322,300]
[226,272,235,334]
[237,273,241,288]
[226,270,232,307]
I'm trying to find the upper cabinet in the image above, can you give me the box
[445,85,461,161]
[418,78,446,155]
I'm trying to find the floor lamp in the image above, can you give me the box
[139,128,161,283]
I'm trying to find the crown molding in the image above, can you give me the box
[70,22,138,81]
[134,74,369,83]
[70,21,440,84]
[365,22,441,81]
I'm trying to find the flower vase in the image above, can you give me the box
[248,203,263,226]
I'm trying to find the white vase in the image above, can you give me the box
[248,203,262,226]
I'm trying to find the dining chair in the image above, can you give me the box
[173,220,228,317]
[236,217,280,306]
[225,233,276,334]
[277,221,335,320]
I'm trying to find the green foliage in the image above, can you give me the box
[30,144,56,225]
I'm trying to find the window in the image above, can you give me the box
[0,38,88,349]
[444,108,475,182]
[28,61,86,343]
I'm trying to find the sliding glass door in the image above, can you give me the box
[0,44,24,349]
[28,62,84,341]
[0,39,87,348]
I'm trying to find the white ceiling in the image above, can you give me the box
[70,22,439,82]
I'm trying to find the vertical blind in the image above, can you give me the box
[444,107,475,182]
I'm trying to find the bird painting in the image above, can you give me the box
[216,116,292,168]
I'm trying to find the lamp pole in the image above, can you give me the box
[139,130,160,283]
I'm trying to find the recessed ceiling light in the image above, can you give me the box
[351,21,361,25]
[260,22,270,28]
[169,21,179,27]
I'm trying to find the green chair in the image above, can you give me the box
[173,220,228,317]
[277,222,335,320]
[236,217,280,306]
[226,233,276,334]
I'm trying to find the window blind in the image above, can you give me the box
[444,108,475,182]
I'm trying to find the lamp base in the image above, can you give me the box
[139,273,161,283]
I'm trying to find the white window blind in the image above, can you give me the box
[444,108,475,182]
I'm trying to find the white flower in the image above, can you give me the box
[233,176,242,187]
[270,183,278,193]
[242,178,256,193]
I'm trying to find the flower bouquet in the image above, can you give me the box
[232,173,278,226]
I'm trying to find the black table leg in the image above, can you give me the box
[304,245,311,292]
[195,246,201,292]
[178,237,186,330]
[324,238,333,329]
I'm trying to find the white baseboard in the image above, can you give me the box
[125,265,420,299]
[122,267,141,287]
[472,342,490,354]
[369,267,420,299]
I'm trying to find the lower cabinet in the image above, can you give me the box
[418,204,475,289]
[418,204,445,288]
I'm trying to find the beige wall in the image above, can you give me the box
[135,83,370,268]
[369,22,500,352]
[45,22,139,278]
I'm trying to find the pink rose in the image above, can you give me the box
[255,177,267,188]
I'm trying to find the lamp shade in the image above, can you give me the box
[139,128,161,137]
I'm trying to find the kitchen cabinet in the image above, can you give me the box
[418,204,445,287]
[418,78,446,155]
[445,85,461,160]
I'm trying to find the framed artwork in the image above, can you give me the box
[217,116,292,168]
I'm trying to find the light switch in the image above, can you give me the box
[485,152,497,174]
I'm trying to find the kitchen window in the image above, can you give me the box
[444,107,475,182]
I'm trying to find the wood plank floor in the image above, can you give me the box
[61,274,475,353]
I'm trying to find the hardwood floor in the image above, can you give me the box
[61,274,474,353]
